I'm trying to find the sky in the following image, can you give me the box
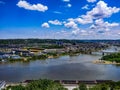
[0,0,120,39]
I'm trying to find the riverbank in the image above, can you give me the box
[0,52,81,63]
[93,60,120,65]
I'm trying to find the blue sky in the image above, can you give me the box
[0,0,120,39]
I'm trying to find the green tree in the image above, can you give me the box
[79,83,87,90]
[73,88,79,90]
[89,83,109,90]
[6,85,25,90]
[114,86,120,90]
[25,79,67,90]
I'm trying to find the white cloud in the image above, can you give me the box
[72,29,80,35]
[75,15,93,24]
[41,22,50,28]
[40,1,120,39]
[64,21,78,29]
[90,19,119,31]
[64,21,81,35]
[72,29,89,36]
[67,18,74,22]
[17,0,48,12]
[66,14,93,25]
[67,4,72,8]
[80,30,88,36]
[53,11,62,14]
[62,0,70,2]
[48,20,62,25]
[82,4,89,10]
[87,0,96,3]
[72,1,120,25]
[87,1,120,19]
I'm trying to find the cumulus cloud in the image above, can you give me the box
[82,4,89,10]
[41,22,50,28]
[87,0,96,3]
[66,14,93,25]
[75,15,93,24]
[40,0,120,38]
[48,20,62,25]
[64,20,81,35]
[90,19,119,31]
[72,29,80,35]
[62,0,70,2]
[87,1,120,19]
[67,4,72,8]
[69,1,120,25]
[17,0,48,12]
[72,29,89,36]
[64,21,78,29]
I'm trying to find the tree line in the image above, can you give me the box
[101,53,120,63]
[5,79,120,90]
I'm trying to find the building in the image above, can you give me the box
[13,50,31,56]
[0,52,4,59]
[0,52,11,59]
[10,55,21,59]
[0,81,6,90]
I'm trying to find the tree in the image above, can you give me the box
[79,83,87,90]
[73,88,79,90]
[6,79,68,90]
[6,85,25,90]
[114,86,120,90]
[25,79,67,90]
[89,83,109,90]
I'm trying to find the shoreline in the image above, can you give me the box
[0,53,81,63]
[93,60,120,65]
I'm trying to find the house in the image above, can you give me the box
[43,49,65,54]
[0,81,6,90]
[12,50,31,56]
[0,52,11,59]
[43,49,57,53]
[0,52,4,59]
[10,55,21,59]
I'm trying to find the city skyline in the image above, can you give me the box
[0,0,120,39]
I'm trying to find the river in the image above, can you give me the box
[0,54,120,83]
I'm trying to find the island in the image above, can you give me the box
[93,53,120,65]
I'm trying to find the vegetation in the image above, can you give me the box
[73,88,78,90]
[89,82,120,90]
[6,85,25,90]
[6,79,68,90]
[6,79,120,90]
[78,83,87,90]
[28,55,48,60]
[101,53,120,63]
[73,81,120,90]
[8,58,24,62]
[89,83,109,90]
[0,39,84,45]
